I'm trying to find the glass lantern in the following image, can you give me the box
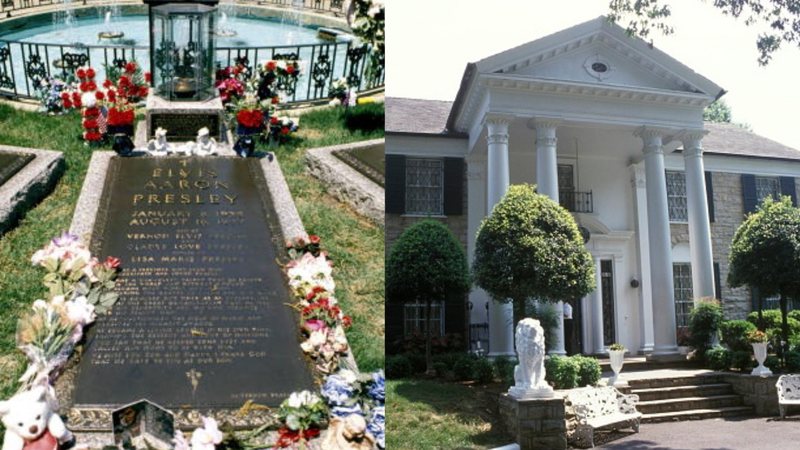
[149,2,216,101]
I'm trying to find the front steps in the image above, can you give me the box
[628,374,754,423]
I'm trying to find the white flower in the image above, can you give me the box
[338,369,358,384]
[288,253,335,293]
[81,92,97,108]
[190,417,223,450]
[32,300,49,311]
[287,390,320,408]
[66,295,96,326]
[300,329,328,353]
[172,431,190,450]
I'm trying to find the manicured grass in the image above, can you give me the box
[387,379,512,450]
[0,103,384,406]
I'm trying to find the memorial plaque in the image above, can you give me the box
[73,156,314,409]
[0,150,35,186]
[150,113,221,141]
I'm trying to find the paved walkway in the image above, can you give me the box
[598,416,800,449]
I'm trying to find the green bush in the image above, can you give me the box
[545,356,580,389]
[731,350,754,370]
[453,354,475,381]
[688,300,723,355]
[786,351,800,371]
[406,352,426,374]
[705,347,732,371]
[432,361,448,378]
[494,356,516,386]
[344,102,384,132]
[386,354,413,378]
[431,352,461,369]
[720,320,757,352]
[789,310,800,322]
[765,355,781,372]
[474,357,495,384]
[747,309,800,337]
[572,355,602,387]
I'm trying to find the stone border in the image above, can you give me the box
[305,138,385,225]
[722,372,780,416]
[0,145,64,236]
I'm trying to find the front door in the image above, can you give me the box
[601,260,616,346]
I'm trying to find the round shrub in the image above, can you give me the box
[731,350,754,370]
[344,102,384,132]
[720,320,757,352]
[386,354,412,378]
[474,357,495,384]
[432,361,448,378]
[495,356,516,387]
[789,310,800,323]
[572,355,602,387]
[545,356,579,389]
[688,299,723,355]
[786,351,800,371]
[765,355,781,372]
[705,346,732,371]
[453,354,476,381]
[747,310,800,337]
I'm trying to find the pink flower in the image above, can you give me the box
[304,319,327,332]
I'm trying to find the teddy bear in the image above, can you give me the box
[0,385,73,450]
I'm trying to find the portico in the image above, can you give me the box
[453,16,723,357]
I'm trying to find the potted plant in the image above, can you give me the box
[747,329,772,376]
[608,343,627,387]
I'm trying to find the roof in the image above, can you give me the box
[385,97,458,136]
[702,122,800,161]
[386,97,800,161]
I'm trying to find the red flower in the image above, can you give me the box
[82,119,98,129]
[72,92,81,102]
[86,81,96,92]
[138,86,149,98]
[125,61,137,73]
[63,99,72,109]
[85,67,96,79]
[286,65,295,75]
[118,76,130,88]
[95,91,105,101]
[83,131,102,141]
[104,256,121,269]
[270,116,279,125]
[79,82,88,92]
[281,126,290,135]
[144,72,152,84]
[82,107,100,118]
[342,316,352,328]
[265,60,277,71]
[107,107,135,126]
[107,90,117,102]
[60,92,70,102]
[271,96,279,104]
[309,235,320,245]
[76,68,86,79]
[275,427,320,448]
[236,109,264,128]
[73,98,82,108]
[103,79,113,89]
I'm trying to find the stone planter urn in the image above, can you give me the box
[608,348,626,387]
[751,342,772,377]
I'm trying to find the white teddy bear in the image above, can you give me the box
[0,385,72,450]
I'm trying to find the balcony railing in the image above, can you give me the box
[559,189,593,213]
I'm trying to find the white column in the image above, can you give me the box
[485,115,514,357]
[636,127,678,356]
[581,295,592,355]
[532,119,566,355]
[682,131,716,300]
[592,256,605,354]
[630,164,655,353]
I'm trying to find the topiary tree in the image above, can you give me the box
[473,184,595,328]
[729,196,800,359]
[386,220,470,375]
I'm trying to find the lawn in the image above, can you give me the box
[0,103,385,404]
[387,379,513,450]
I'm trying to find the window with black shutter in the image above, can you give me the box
[780,176,797,206]
[443,158,464,216]
[742,174,757,215]
[385,154,406,214]
[705,171,715,223]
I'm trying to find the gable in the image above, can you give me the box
[501,41,691,93]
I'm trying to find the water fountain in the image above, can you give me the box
[53,0,76,36]
[98,10,125,40]
[214,0,237,37]
[282,0,305,45]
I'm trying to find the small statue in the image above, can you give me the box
[146,127,170,156]
[508,318,554,399]
[320,414,376,450]
[192,127,217,156]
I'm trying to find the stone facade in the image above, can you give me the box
[498,394,567,450]
[669,171,751,320]
[722,373,780,416]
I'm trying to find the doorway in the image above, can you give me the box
[601,259,616,346]
[564,298,582,355]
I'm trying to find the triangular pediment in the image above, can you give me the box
[473,16,722,97]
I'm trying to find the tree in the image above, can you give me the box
[704,100,733,123]
[728,197,800,359]
[472,184,595,329]
[386,220,470,375]
[608,0,800,65]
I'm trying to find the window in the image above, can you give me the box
[405,158,443,215]
[666,170,688,222]
[673,263,694,328]
[404,301,444,336]
[755,176,780,204]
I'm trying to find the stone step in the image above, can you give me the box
[627,374,723,389]
[597,358,700,373]
[631,383,734,401]
[641,405,754,423]
[636,394,743,415]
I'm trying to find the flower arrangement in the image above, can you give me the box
[75,66,104,144]
[747,329,768,344]
[35,76,77,115]
[274,391,327,448]
[320,369,385,449]
[215,62,248,104]
[268,116,299,145]
[104,60,150,104]
[608,342,626,351]
[328,78,356,107]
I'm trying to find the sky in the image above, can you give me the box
[385,0,800,150]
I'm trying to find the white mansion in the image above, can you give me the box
[385,17,800,358]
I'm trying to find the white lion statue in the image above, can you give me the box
[508,318,554,399]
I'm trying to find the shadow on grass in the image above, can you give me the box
[390,378,513,449]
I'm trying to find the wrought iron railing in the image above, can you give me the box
[0,40,384,103]
[1,0,347,17]
[559,189,593,213]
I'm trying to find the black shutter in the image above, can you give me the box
[780,176,797,206]
[742,174,757,215]
[444,292,467,344]
[713,262,721,300]
[443,158,464,216]
[385,154,406,214]
[705,171,715,223]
